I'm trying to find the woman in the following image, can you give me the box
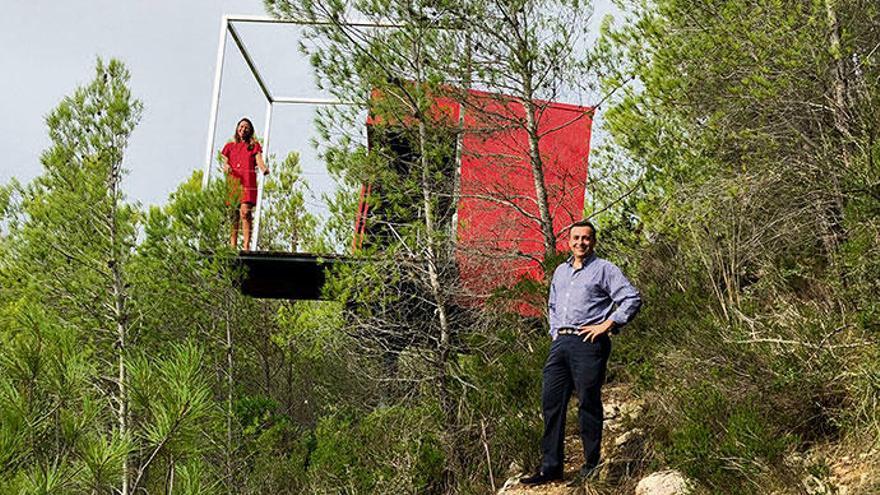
[221,117,269,250]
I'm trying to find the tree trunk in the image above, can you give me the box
[165,453,175,495]
[108,163,129,495]
[511,5,557,264]
[825,0,852,149]
[449,32,473,252]
[523,96,557,263]
[225,308,234,495]
[117,316,128,495]
[419,109,458,489]
[823,0,852,289]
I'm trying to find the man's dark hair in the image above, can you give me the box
[569,219,597,239]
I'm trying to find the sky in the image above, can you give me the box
[1,0,619,220]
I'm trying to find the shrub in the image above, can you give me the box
[658,383,796,492]
[308,405,445,494]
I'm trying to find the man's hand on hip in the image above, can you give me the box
[578,320,615,342]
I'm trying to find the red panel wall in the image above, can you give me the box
[455,91,593,298]
[357,89,593,302]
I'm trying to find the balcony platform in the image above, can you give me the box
[233,250,347,300]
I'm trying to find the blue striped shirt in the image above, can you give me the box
[548,253,642,338]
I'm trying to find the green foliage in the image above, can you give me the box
[79,431,131,492]
[174,460,217,495]
[0,304,101,490]
[457,322,548,474]
[0,59,231,494]
[0,58,146,494]
[7,1,880,493]
[658,384,796,493]
[591,0,880,489]
[131,343,213,457]
[309,405,445,494]
[259,152,325,252]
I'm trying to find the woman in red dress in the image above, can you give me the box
[221,118,269,250]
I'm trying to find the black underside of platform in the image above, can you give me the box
[234,251,346,300]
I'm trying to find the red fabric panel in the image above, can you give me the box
[455,92,593,301]
[365,88,460,127]
[357,87,593,313]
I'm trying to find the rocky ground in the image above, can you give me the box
[497,384,663,495]
[496,385,877,495]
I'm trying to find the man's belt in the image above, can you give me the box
[557,328,580,336]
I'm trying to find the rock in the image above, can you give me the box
[802,474,833,495]
[496,476,520,493]
[614,428,644,448]
[603,402,621,421]
[635,470,692,495]
[507,461,523,476]
[619,398,645,421]
[604,394,646,435]
[784,451,806,468]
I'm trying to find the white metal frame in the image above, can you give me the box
[203,15,380,250]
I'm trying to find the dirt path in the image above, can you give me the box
[498,385,645,495]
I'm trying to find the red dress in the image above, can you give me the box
[222,140,263,204]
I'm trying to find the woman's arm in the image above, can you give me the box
[256,153,269,175]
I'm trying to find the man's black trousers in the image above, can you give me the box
[540,333,611,475]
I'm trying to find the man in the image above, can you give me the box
[521,220,642,486]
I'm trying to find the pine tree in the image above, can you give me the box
[0,58,218,495]
[455,0,595,264]
[266,0,476,487]
[5,58,143,494]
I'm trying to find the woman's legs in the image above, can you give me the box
[229,202,255,250]
[240,202,255,250]
[230,205,240,248]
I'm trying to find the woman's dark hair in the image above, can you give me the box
[234,118,256,150]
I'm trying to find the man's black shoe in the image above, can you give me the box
[520,471,562,485]
[566,465,600,487]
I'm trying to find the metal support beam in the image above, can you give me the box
[250,100,273,251]
[227,22,273,102]
[225,14,404,28]
[203,16,229,188]
[272,96,346,105]
[203,15,401,191]
[203,14,398,253]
